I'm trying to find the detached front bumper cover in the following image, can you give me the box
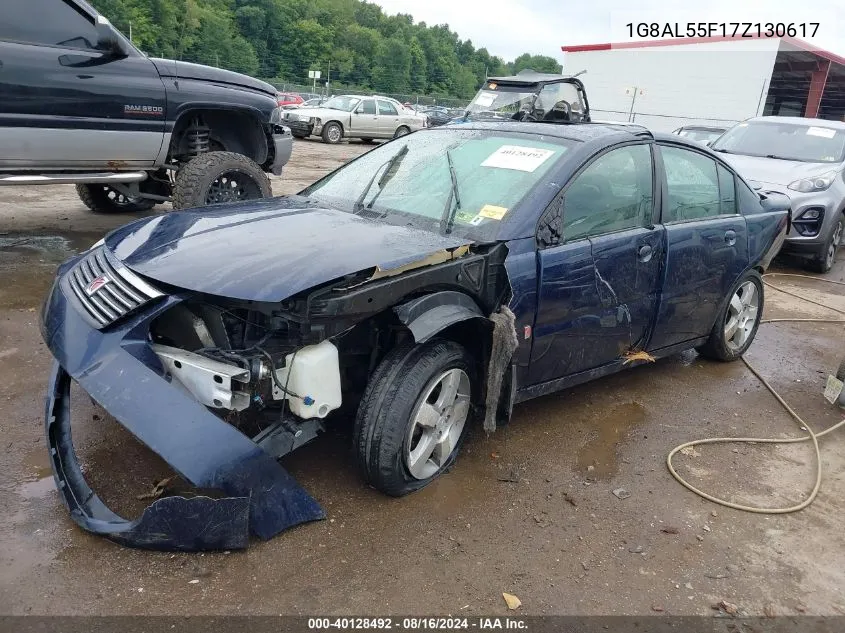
[42,263,325,551]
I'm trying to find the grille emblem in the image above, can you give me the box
[85,275,110,295]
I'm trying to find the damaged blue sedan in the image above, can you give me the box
[40,122,789,551]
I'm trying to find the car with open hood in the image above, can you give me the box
[282,94,427,143]
[40,122,789,551]
[711,116,845,273]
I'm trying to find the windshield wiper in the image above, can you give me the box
[352,144,409,215]
[439,149,462,234]
[712,148,732,154]
[764,154,796,161]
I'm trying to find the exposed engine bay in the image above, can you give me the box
[150,301,345,460]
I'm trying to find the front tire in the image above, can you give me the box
[808,215,843,274]
[172,151,271,210]
[697,270,763,361]
[354,340,475,496]
[75,184,156,213]
[321,122,343,144]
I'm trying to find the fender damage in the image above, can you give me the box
[40,205,515,551]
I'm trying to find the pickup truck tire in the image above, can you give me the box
[172,151,272,210]
[697,270,763,362]
[321,122,343,144]
[75,184,156,213]
[354,339,475,496]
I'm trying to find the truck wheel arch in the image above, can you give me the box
[170,107,269,165]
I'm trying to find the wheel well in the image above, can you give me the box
[323,120,344,133]
[170,109,268,164]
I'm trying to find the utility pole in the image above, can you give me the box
[326,59,331,97]
[129,21,132,42]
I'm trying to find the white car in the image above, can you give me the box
[283,95,428,144]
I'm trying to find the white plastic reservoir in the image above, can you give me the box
[274,340,342,419]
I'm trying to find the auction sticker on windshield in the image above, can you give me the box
[807,126,836,139]
[478,204,508,220]
[482,145,555,172]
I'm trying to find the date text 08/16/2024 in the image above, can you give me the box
[307,618,527,630]
[625,22,820,39]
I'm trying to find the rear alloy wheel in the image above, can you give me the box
[75,184,156,213]
[393,125,411,138]
[354,340,474,496]
[809,215,844,274]
[321,122,343,144]
[697,271,763,361]
[172,151,271,210]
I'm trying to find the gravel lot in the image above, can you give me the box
[1,138,845,617]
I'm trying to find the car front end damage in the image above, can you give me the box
[40,208,514,550]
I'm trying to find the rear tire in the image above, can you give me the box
[353,340,475,496]
[807,215,843,274]
[321,122,343,144]
[75,184,156,213]
[393,126,411,138]
[172,151,271,210]
[697,270,763,362]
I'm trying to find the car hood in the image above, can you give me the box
[719,153,838,187]
[104,198,471,302]
[150,58,276,97]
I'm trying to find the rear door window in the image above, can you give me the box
[660,145,722,222]
[377,100,398,116]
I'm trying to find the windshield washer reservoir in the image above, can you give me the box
[273,340,342,419]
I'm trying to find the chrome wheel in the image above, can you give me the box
[326,125,342,143]
[724,281,759,351]
[405,368,471,480]
[826,220,843,270]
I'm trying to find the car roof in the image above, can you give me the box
[446,121,655,143]
[678,125,726,132]
[746,116,845,129]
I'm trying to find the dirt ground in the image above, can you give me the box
[2,138,845,617]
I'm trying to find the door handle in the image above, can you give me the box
[724,230,737,246]
[637,244,653,262]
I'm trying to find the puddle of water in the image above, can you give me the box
[0,231,102,309]
[18,477,56,501]
[575,401,647,480]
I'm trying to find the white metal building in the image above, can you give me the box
[561,36,845,133]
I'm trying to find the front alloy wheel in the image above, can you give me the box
[354,340,475,496]
[405,368,471,480]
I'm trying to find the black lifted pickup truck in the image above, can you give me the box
[0,0,292,212]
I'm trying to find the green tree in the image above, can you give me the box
[90,0,565,98]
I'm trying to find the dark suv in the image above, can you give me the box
[0,0,292,212]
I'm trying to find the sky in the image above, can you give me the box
[374,0,845,64]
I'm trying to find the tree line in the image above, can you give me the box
[90,0,563,99]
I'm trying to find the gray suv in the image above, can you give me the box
[711,116,845,273]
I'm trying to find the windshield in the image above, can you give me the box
[321,96,361,112]
[712,120,845,163]
[466,82,585,120]
[677,128,724,143]
[302,129,573,240]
